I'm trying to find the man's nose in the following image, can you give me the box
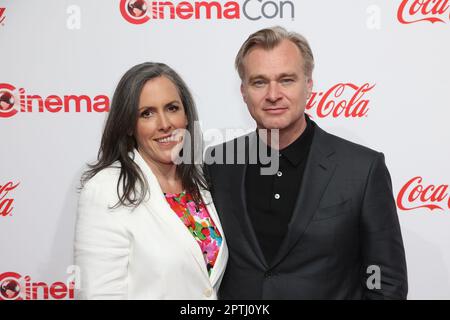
[266,81,282,103]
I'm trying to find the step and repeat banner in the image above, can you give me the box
[1,0,449,300]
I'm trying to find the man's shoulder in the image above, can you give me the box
[317,127,382,163]
[206,132,255,152]
[205,126,384,167]
[205,132,255,163]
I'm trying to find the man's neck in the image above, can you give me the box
[259,114,307,150]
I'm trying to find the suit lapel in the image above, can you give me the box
[132,150,210,283]
[226,133,269,268]
[271,127,337,267]
[239,164,269,268]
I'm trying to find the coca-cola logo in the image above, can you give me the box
[397,176,449,211]
[0,7,5,25]
[0,181,19,217]
[305,83,375,118]
[120,0,296,24]
[0,83,109,119]
[397,0,450,24]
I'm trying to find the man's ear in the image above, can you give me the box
[306,78,313,99]
[240,83,247,103]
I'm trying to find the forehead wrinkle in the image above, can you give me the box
[243,40,304,80]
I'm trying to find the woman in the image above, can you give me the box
[74,62,228,299]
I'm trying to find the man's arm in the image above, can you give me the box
[360,152,408,299]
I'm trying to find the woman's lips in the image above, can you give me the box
[154,134,183,147]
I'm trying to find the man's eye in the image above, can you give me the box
[281,78,294,84]
[252,80,266,87]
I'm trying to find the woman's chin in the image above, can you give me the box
[157,152,181,165]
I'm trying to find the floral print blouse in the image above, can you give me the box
[164,191,222,276]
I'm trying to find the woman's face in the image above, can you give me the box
[134,76,188,167]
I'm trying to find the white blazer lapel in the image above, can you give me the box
[131,150,210,282]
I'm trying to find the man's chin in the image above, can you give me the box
[258,121,289,131]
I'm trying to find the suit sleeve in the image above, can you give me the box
[74,180,130,300]
[360,153,408,299]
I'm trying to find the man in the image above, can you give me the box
[205,26,408,299]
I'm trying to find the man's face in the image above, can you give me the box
[241,39,313,135]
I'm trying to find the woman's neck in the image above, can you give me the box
[138,150,183,193]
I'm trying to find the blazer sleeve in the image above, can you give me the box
[360,152,408,299]
[74,179,130,300]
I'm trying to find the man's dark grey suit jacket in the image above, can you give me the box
[205,120,408,299]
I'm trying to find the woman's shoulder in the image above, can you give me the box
[81,162,122,195]
[78,163,132,212]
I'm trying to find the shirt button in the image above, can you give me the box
[277,171,282,177]
[274,193,280,200]
[204,288,213,297]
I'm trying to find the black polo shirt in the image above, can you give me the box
[245,117,315,264]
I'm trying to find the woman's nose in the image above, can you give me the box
[158,114,172,132]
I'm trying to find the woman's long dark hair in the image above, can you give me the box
[81,62,207,207]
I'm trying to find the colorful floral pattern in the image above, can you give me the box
[165,192,222,276]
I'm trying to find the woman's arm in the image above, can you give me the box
[74,177,130,300]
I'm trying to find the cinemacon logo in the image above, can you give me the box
[120,0,295,24]
[0,268,79,300]
[398,0,450,24]
[0,83,109,118]
[397,176,450,211]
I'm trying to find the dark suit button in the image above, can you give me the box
[264,271,273,278]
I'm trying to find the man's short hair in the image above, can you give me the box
[235,26,315,81]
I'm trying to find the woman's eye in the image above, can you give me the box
[168,105,180,112]
[141,110,153,118]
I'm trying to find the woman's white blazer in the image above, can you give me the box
[74,150,228,299]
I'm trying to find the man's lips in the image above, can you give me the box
[263,107,288,115]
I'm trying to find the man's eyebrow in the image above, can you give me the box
[247,74,267,82]
[247,73,299,82]
[278,73,299,79]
